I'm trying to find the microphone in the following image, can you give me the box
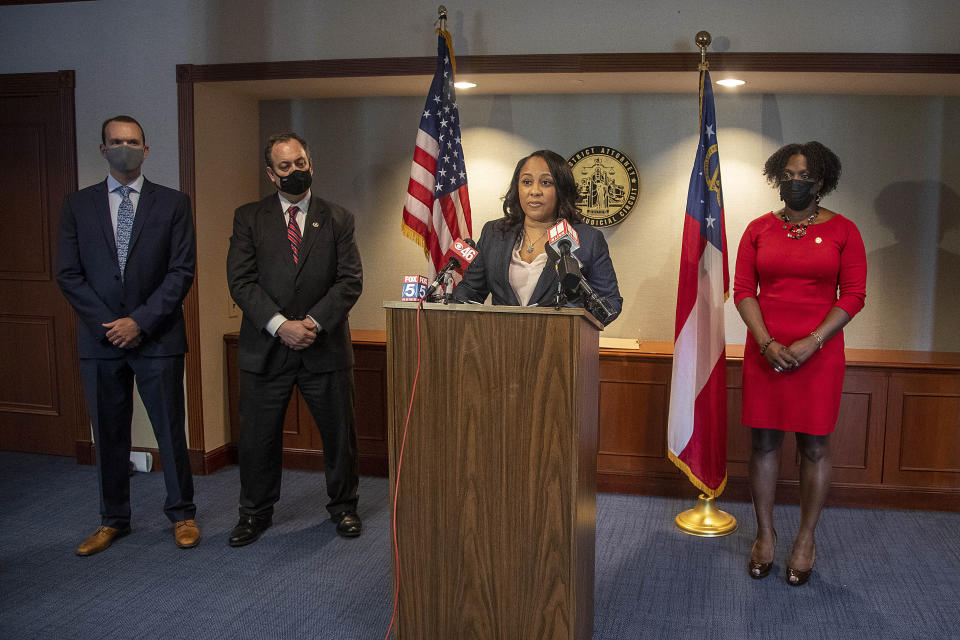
[400,275,429,302]
[547,219,583,294]
[547,219,580,258]
[556,253,583,294]
[545,231,615,324]
[424,238,478,299]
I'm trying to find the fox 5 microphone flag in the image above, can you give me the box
[667,69,730,497]
[401,28,473,277]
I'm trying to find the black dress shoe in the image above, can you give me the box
[228,515,272,547]
[332,511,362,538]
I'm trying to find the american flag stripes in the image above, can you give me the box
[401,30,472,276]
[667,70,730,497]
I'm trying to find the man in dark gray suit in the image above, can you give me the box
[226,132,363,545]
[57,115,199,555]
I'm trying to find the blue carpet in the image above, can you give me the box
[0,452,957,639]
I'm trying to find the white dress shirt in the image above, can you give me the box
[508,245,548,306]
[266,191,319,336]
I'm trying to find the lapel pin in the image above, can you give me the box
[312,221,319,228]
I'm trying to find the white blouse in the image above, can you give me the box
[508,245,548,306]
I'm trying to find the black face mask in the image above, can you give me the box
[779,179,817,211]
[275,169,312,195]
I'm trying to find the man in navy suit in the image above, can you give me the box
[57,115,199,555]
[226,132,363,545]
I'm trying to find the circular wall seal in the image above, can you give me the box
[567,146,639,227]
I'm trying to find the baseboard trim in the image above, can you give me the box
[596,470,960,512]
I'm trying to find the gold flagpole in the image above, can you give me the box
[674,31,737,538]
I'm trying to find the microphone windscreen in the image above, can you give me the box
[547,219,580,254]
[443,238,479,275]
[401,275,429,301]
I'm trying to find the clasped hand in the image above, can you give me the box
[277,318,318,350]
[765,336,819,372]
[103,317,141,349]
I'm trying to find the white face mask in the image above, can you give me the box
[105,146,145,173]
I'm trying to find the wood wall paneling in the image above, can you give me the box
[0,315,59,415]
[598,356,673,477]
[222,336,960,511]
[223,333,390,477]
[883,372,960,488]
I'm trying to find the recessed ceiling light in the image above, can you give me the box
[453,81,477,89]
[716,78,746,87]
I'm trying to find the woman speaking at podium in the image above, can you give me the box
[734,141,867,586]
[453,149,622,325]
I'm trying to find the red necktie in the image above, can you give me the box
[287,206,302,263]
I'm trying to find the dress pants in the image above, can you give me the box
[79,353,195,528]
[238,355,358,519]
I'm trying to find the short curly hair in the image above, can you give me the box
[762,141,841,197]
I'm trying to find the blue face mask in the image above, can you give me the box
[780,179,817,211]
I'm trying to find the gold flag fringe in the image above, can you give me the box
[668,450,727,498]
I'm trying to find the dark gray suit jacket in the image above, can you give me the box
[227,193,363,374]
[454,219,622,325]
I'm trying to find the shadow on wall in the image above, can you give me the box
[869,181,960,352]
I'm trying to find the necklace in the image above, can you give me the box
[523,226,550,253]
[780,208,819,239]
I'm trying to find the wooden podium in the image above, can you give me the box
[384,302,600,640]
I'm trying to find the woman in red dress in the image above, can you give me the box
[733,141,866,586]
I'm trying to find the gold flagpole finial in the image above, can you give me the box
[437,5,448,32]
[695,31,712,70]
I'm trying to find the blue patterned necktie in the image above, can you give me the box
[116,185,135,279]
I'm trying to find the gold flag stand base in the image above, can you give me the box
[675,494,738,537]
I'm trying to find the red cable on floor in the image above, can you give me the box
[384,298,424,639]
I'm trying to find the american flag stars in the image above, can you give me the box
[401,32,473,274]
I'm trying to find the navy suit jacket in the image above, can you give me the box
[454,219,623,325]
[226,193,363,375]
[56,178,196,358]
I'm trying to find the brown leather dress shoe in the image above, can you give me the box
[76,525,131,556]
[174,519,201,548]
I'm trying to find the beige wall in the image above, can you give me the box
[130,86,257,450]
[262,93,960,353]
[193,86,258,451]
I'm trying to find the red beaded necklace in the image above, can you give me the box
[779,207,819,239]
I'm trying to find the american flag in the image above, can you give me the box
[401,31,472,276]
[667,69,729,497]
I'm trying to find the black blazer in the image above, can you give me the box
[227,193,363,374]
[56,179,195,358]
[454,219,622,325]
